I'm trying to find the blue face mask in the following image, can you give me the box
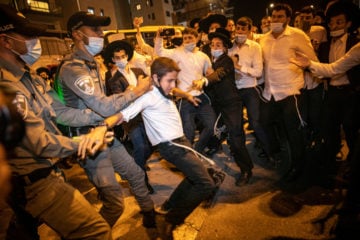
[8,36,42,66]
[115,59,128,69]
[211,49,224,58]
[80,31,104,56]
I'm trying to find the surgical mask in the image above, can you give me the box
[184,42,196,52]
[235,34,247,44]
[80,31,104,56]
[211,49,224,58]
[270,22,284,33]
[9,37,42,66]
[115,59,128,69]
[330,29,346,38]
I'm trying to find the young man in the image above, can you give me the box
[102,39,154,194]
[0,4,114,239]
[154,27,217,155]
[55,11,156,228]
[104,57,217,239]
[195,27,254,186]
[259,3,318,185]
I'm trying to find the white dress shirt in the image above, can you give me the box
[328,34,350,86]
[260,26,318,101]
[228,39,263,89]
[309,42,360,78]
[121,87,184,146]
[154,38,212,96]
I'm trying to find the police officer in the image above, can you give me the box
[55,11,156,228]
[0,4,113,239]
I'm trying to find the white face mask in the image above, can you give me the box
[211,49,224,58]
[184,42,196,52]
[270,22,284,33]
[115,58,128,69]
[80,31,104,56]
[330,29,346,38]
[235,34,247,44]
[9,36,42,66]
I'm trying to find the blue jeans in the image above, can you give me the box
[238,87,271,156]
[129,122,152,171]
[178,93,217,153]
[157,137,215,225]
[83,138,154,226]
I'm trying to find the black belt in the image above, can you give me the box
[15,167,53,186]
[171,136,188,143]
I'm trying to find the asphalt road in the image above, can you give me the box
[37,130,345,240]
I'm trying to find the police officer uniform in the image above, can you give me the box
[0,5,113,237]
[56,26,154,226]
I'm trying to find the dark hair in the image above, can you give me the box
[236,16,253,30]
[151,57,180,81]
[299,6,316,17]
[273,3,293,18]
[182,27,198,38]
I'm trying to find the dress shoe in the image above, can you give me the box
[235,171,252,186]
[155,200,172,215]
[156,214,175,240]
[142,209,156,228]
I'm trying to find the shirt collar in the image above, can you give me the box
[0,58,29,83]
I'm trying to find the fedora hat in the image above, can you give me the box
[208,28,232,48]
[199,14,227,34]
[102,40,134,64]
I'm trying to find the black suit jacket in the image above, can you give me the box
[317,34,360,88]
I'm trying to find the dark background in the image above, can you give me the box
[228,0,338,26]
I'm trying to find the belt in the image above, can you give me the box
[67,126,93,137]
[15,167,54,186]
[171,136,188,143]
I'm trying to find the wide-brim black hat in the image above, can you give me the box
[102,40,134,63]
[199,14,227,34]
[208,28,232,48]
[0,4,46,36]
[189,17,201,28]
[67,11,111,34]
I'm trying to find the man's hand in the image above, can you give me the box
[133,17,143,28]
[290,51,311,69]
[192,78,206,91]
[187,95,201,107]
[77,126,107,159]
[131,75,152,97]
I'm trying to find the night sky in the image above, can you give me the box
[228,0,328,26]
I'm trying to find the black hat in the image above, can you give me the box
[189,17,201,28]
[208,28,232,48]
[67,11,111,34]
[36,67,50,75]
[199,14,227,34]
[0,4,46,36]
[102,40,134,64]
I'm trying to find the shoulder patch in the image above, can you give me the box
[13,94,28,119]
[75,76,94,95]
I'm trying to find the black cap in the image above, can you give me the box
[0,4,46,36]
[199,14,227,34]
[208,28,232,48]
[67,11,111,34]
[102,40,134,64]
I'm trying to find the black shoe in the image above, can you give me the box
[283,168,301,182]
[155,200,172,215]
[147,182,155,194]
[207,167,226,187]
[156,214,175,240]
[235,171,252,186]
[142,209,156,228]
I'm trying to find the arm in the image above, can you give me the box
[154,29,175,58]
[171,88,201,106]
[134,17,155,57]
[239,43,263,78]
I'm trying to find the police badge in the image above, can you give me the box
[75,76,95,95]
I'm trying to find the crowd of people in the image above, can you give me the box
[0,0,360,239]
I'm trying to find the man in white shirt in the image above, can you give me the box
[154,27,217,154]
[315,2,360,186]
[259,3,318,185]
[107,57,216,239]
[228,17,271,164]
